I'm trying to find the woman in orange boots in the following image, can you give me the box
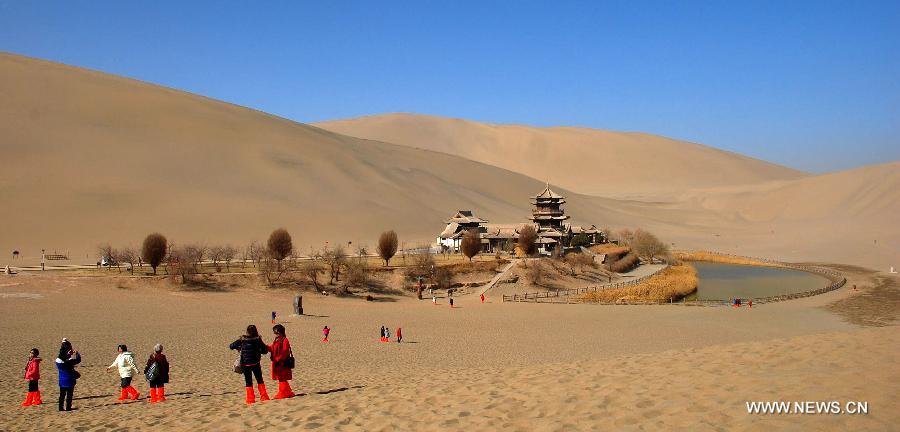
[269,324,295,399]
[144,344,169,403]
[107,344,141,401]
[22,348,42,407]
[230,325,270,404]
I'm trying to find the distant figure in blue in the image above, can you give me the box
[271,311,276,324]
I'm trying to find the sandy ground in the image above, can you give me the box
[1,265,897,431]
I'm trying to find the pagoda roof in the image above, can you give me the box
[570,224,600,234]
[532,183,565,200]
[445,210,488,224]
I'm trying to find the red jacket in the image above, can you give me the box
[268,336,293,381]
[24,357,40,381]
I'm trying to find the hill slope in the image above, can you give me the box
[0,53,643,262]
[316,113,806,198]
[0,53,896,270]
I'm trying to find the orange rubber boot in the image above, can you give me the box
[157,387,166,402]
[128,386,141,400]
[118,388,128,401]
[148,388,158,403]
[21,392,34,407]
[33,390,43,405]
[281,381,295,398]
[244,387,256,404]
[257,383,270,401]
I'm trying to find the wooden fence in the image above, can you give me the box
[502,252,847,306]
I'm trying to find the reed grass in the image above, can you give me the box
[580,264,698,303]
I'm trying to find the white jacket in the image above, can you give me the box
[109,352,140,378]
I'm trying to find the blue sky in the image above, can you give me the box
[1,1,898,173]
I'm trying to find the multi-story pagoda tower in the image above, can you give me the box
[529,183,569,231]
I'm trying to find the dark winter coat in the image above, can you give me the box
[55,352,81,388]
[144,353,170,384]
[229,336,269,366]
[268,336,293,381]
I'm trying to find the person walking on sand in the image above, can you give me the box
[21,348,43,407]
[450,297,455,308]
[144,344,169,403]
[385,326,391,342]
[269,324,296,399]
[229,325,270,404]
[396,327,402,343]
[432,294,437,305]
[480,293,485,303]
[322,326,330,342]
[55,339,81,411]
[380,325,386,342]
[107,344,141,401]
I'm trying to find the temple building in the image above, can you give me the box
[437,184,605,254]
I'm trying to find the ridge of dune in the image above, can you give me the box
[0,53,896,271]
[0,53,640,262]
[315,112,807,198]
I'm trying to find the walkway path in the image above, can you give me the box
[479,259,519,296]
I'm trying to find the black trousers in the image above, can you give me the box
[28,380,38,392]
[58,386,74,411]
[121,376,133,388]
[242,364,264,387]
[149,379,166,389]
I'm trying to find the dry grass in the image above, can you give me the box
[580,264,698,303]
[674,251,784,268]
[606,253,639,273]
[590,244,630,256]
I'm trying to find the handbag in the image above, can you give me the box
[145,361,160,382]
[233,356,243,374]
[282,339,295,369]
[72,369,81,380]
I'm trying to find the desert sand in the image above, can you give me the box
[1,52,898,272]
[316,112,807,198]
[0,267,897,431]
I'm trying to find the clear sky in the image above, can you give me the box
[1,1,898,173]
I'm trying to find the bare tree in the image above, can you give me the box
[344,259,369,288]
[117,247,138,275]
[97,244,116,271]
[525,260,548,286]
[300,260,324,291]
[141,233,168,275]
[377,230,399,266]
[433,266,453,290]
[460,229,481,262]
[222,245,237,271]
[321,245,347,285]
[208,246,225,272]
[246,241,265,269]
[167,244,204,284]
[630,229,669,262]
[617,229,635,246]
[267,228,293,267]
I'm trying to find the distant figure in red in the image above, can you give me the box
[268,324,295,399]
[22,348,42,407]
[396,327,402,343]
[480,293,485,303]
[322,326,330,342]
[748,299,753,308]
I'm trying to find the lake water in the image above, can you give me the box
[690,262,829,301]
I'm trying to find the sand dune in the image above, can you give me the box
[0,52,897,272]
[0,53,639,263]
[316,113,806,198]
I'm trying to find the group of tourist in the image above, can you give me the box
[379,325,402,343]
[20,338,169,411]
[229,324,296,404]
